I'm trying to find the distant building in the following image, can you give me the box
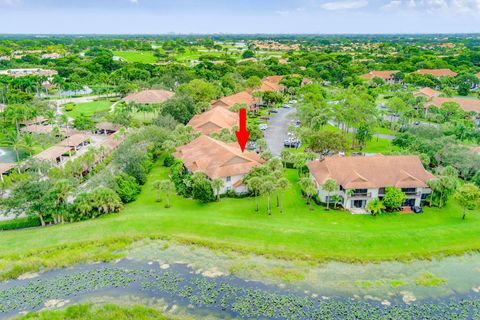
[307,155,436,211]
[188,107,238,135]
[124,89,174,105]
[360,70,401,84]
[416,69,457,77]
[173,135,265,194]
[211,91,260,111]
[424,97,480,114]
[0,68,58,78]
[413,87,441,99]
[41,53,62,59]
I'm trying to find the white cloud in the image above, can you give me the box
[319,0,369,10]
[381,0,480,13]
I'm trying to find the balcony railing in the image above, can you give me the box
[405,191,422,197]
[348,192,372,198]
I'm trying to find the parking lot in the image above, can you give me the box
[264,106,298,156]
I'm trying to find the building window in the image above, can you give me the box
[226,176,231,182]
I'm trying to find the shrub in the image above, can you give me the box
[0,217,41,231]
[163,154,175,167]
[64,103,75,111]
[115,173,141,203]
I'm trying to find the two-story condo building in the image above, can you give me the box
[306,155,436,211]
[173,135,265,194]
[187,107,238,135]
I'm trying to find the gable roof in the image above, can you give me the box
[188,107,238,135]
[360,70,400,80]
[259,80,284,92]
[306,155,435,189]
[0,163,15,175]
[476,72,480,79]
[413,87,441,98]
[212,91,259,108]
[34,146,71,162]
[173,135,265,179]
[416,69,457,77]
[58,133,90,147]
[424,97,480,113]
[124,89,174,104]
[264,75,284,84]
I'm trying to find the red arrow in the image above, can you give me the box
[235,108,250,152]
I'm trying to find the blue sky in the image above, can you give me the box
[0,0,479,34]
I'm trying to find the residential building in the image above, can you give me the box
[58,134,91,151]
[41,53,62,59]
[0,163,15,181]
[360,70,401,84]
[306,155,436,211]
[188,107,238,135]
[173,135,265,194]
[259,79,285,92]
[413,87,441,99]
[416,69,457,77]
[424,97,480,114]
[211,91,260,111]
[33,146,72,165]
[0,68,58,78]
[124,89,174,105]
[95,122,120,135]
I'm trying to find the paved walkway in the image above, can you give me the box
[264,107,297,156]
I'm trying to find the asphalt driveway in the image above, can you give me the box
[264,107,297,156]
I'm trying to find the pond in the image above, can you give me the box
[0,148,26,163]
[2,240,480,319]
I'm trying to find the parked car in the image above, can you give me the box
[283,104,291,108]
[289,100,297,104]
[259,124,268,131]
[269,109,278,114]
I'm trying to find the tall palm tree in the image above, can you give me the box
[261,178,276,215]
[159,180,175,208]
[211,179,224,202]
[322,179,338,210]
[277,177,290,213]
[246,176,262,212]
[299,177,316,206]
[152,180,163,202]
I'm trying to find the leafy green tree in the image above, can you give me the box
[90,187,123,215]
[191,172,215,203]
[160,95,196,124]
[115,173,141,203]
[308,131,347,156]
[367,198,386,216]
[299,177,316,206]
[356,123,373,149]
[382,187,406,210]
[158,179,175,208]
[454,183,480,220]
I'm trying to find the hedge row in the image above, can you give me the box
[0,217,41,231]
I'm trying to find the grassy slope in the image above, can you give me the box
[65,100,113,118]
[0,164,479,263]
[113,51,158,64]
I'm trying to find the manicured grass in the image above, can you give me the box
[17,304,174,320]
[113,51,158,64]
[0,163,479,269]
[325,124,399,154]
[65,100,114,118]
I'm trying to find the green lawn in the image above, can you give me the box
[113,51,158,64]
[0,163,479,266]
[65,100,114,118]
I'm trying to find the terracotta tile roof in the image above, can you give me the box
[34,146,71,162]
[20,124,77,136]
[58,133,90,147]
[360,70,400,80]
[212,91,260,109]
[476,72,480,79]
[20,117,48,126]
[124,89,174,104]
[102,134,125,150]
[259,80,284,92]
[416,69,457,77]
[96,122,120,132]
[239,57,257,63]
[307,155,435,189]
[264,75,284,84]
[413,87,441,98]
[173,135,265,179]
[424,97,480,113]
[0,163,15,175]
[188,107,238,135]
[0,68,57,78]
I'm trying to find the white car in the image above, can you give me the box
[259,124,268,131]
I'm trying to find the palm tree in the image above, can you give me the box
[246,176,262,212]
[211,179,224,201]
[293,153,306,176]
[367,198,386,216]
[280,149,293,168]
[261,178,276,215]
[152,180,163,202]
[322,179,338,210]
[277,177,290,213]
[256,138,267,153]
[299,177,316,206]
[159,180,175,208]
